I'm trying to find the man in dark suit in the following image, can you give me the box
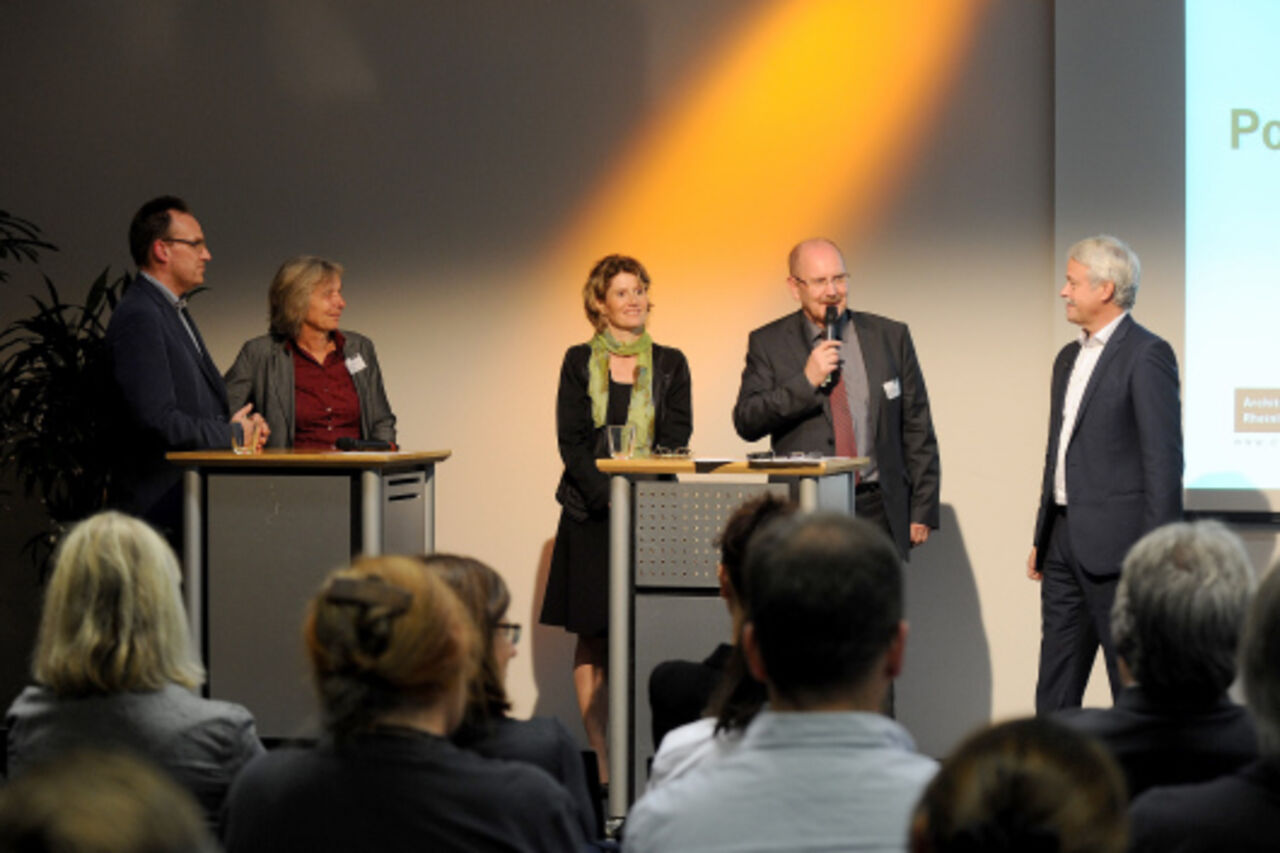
[107,196,265,537]
[1028,234,1182,713]
[733,238,940,559]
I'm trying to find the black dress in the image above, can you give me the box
[540,342,693,637]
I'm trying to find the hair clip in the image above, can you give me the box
[325,576,412,615]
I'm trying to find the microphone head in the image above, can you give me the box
[824,305,839,337]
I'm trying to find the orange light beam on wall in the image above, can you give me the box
[547,0,989,275]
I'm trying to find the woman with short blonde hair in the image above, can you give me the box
[5,511,263,835]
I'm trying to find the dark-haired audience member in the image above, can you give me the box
[1129,560,1280,852]
[645,493,795,789]
[910,717,1128,853]
[4,512,263,835]
[223,556,585,853]
[424,553,599,840]
[1057,520,1257,798]
[624,514,937,852]
[0,749,217,853]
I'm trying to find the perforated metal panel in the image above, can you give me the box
[633,482,788,588]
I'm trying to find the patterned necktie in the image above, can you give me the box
[830,373,858,459]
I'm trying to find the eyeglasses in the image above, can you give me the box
[496,622,522,644]
[652,446,692,459]
[792,272,849,290]
[162,237,208,251]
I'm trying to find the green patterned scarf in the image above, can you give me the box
[588,329,655,455]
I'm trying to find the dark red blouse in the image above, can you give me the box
[291,332,361,450]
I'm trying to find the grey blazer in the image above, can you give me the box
[733,309,940,558]
[224,330,397,448]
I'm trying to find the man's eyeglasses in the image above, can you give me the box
[792,272,849,290]
[162,237,208,251]
[496,622,522,644]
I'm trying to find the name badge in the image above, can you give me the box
[883,378,901,400]
[346,354,367,375]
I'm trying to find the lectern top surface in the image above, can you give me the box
[166,448,451,468]
[596,457,867,476]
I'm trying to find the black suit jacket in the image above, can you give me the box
[1056,686,1257,799]
[1033,315,1183,576]
[554,342,692,521]
[732,309,940,557]
[106,275,233,529]
[1129,757,1280,852]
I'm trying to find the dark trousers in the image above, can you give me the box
[1035,508,1122,714]
[856,482,896,717]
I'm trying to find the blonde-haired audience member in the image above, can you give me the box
[3,511,263,835]
[223,556,584,852]
[0,749,217,853]
[910,717,1128,853]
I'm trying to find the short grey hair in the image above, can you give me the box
[1069,235,1140,311]
[1111,520,1255,702]
[1243,563,1280,754]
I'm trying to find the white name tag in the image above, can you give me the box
[883,378,901,400]
[346,354,367,375]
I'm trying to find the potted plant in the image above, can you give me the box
[0,211,129,571]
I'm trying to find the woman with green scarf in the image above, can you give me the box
[539,254,692,787]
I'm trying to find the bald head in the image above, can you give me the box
[787,238,850,325]
[788,238,845,277]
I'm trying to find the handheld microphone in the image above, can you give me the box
[821,305,841,390]
[335,438,395,451]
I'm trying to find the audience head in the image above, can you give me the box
[0,748,215,853]
[911,717,1128,853]
[128,195,189,268]
[742,512,903,708]
[420,553,516,727]
[1067,234,1140,310]
[33,511,203,695]
[708,493,797,733]
[306,555,479,739]
[582,254,651,332]
[715,492,796,611]
[1242,562,1280,754]
[268,254,345,339]
[1112,519,1255,703]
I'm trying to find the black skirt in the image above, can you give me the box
[540,508,609,637]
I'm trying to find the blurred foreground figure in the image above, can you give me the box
[0,748,216,853]
[911,717,1128,853]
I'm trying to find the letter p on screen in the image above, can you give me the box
[1232,108,1259,148]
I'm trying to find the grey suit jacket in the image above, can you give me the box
[224,330,396,448]
[733,309,940,557]
[1033,314,1182,576]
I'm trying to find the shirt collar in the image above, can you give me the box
[1078,311,1127,348]
[138,270,184,307]
[803,308,851,343]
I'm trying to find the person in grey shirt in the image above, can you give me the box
[623,513,937,852]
